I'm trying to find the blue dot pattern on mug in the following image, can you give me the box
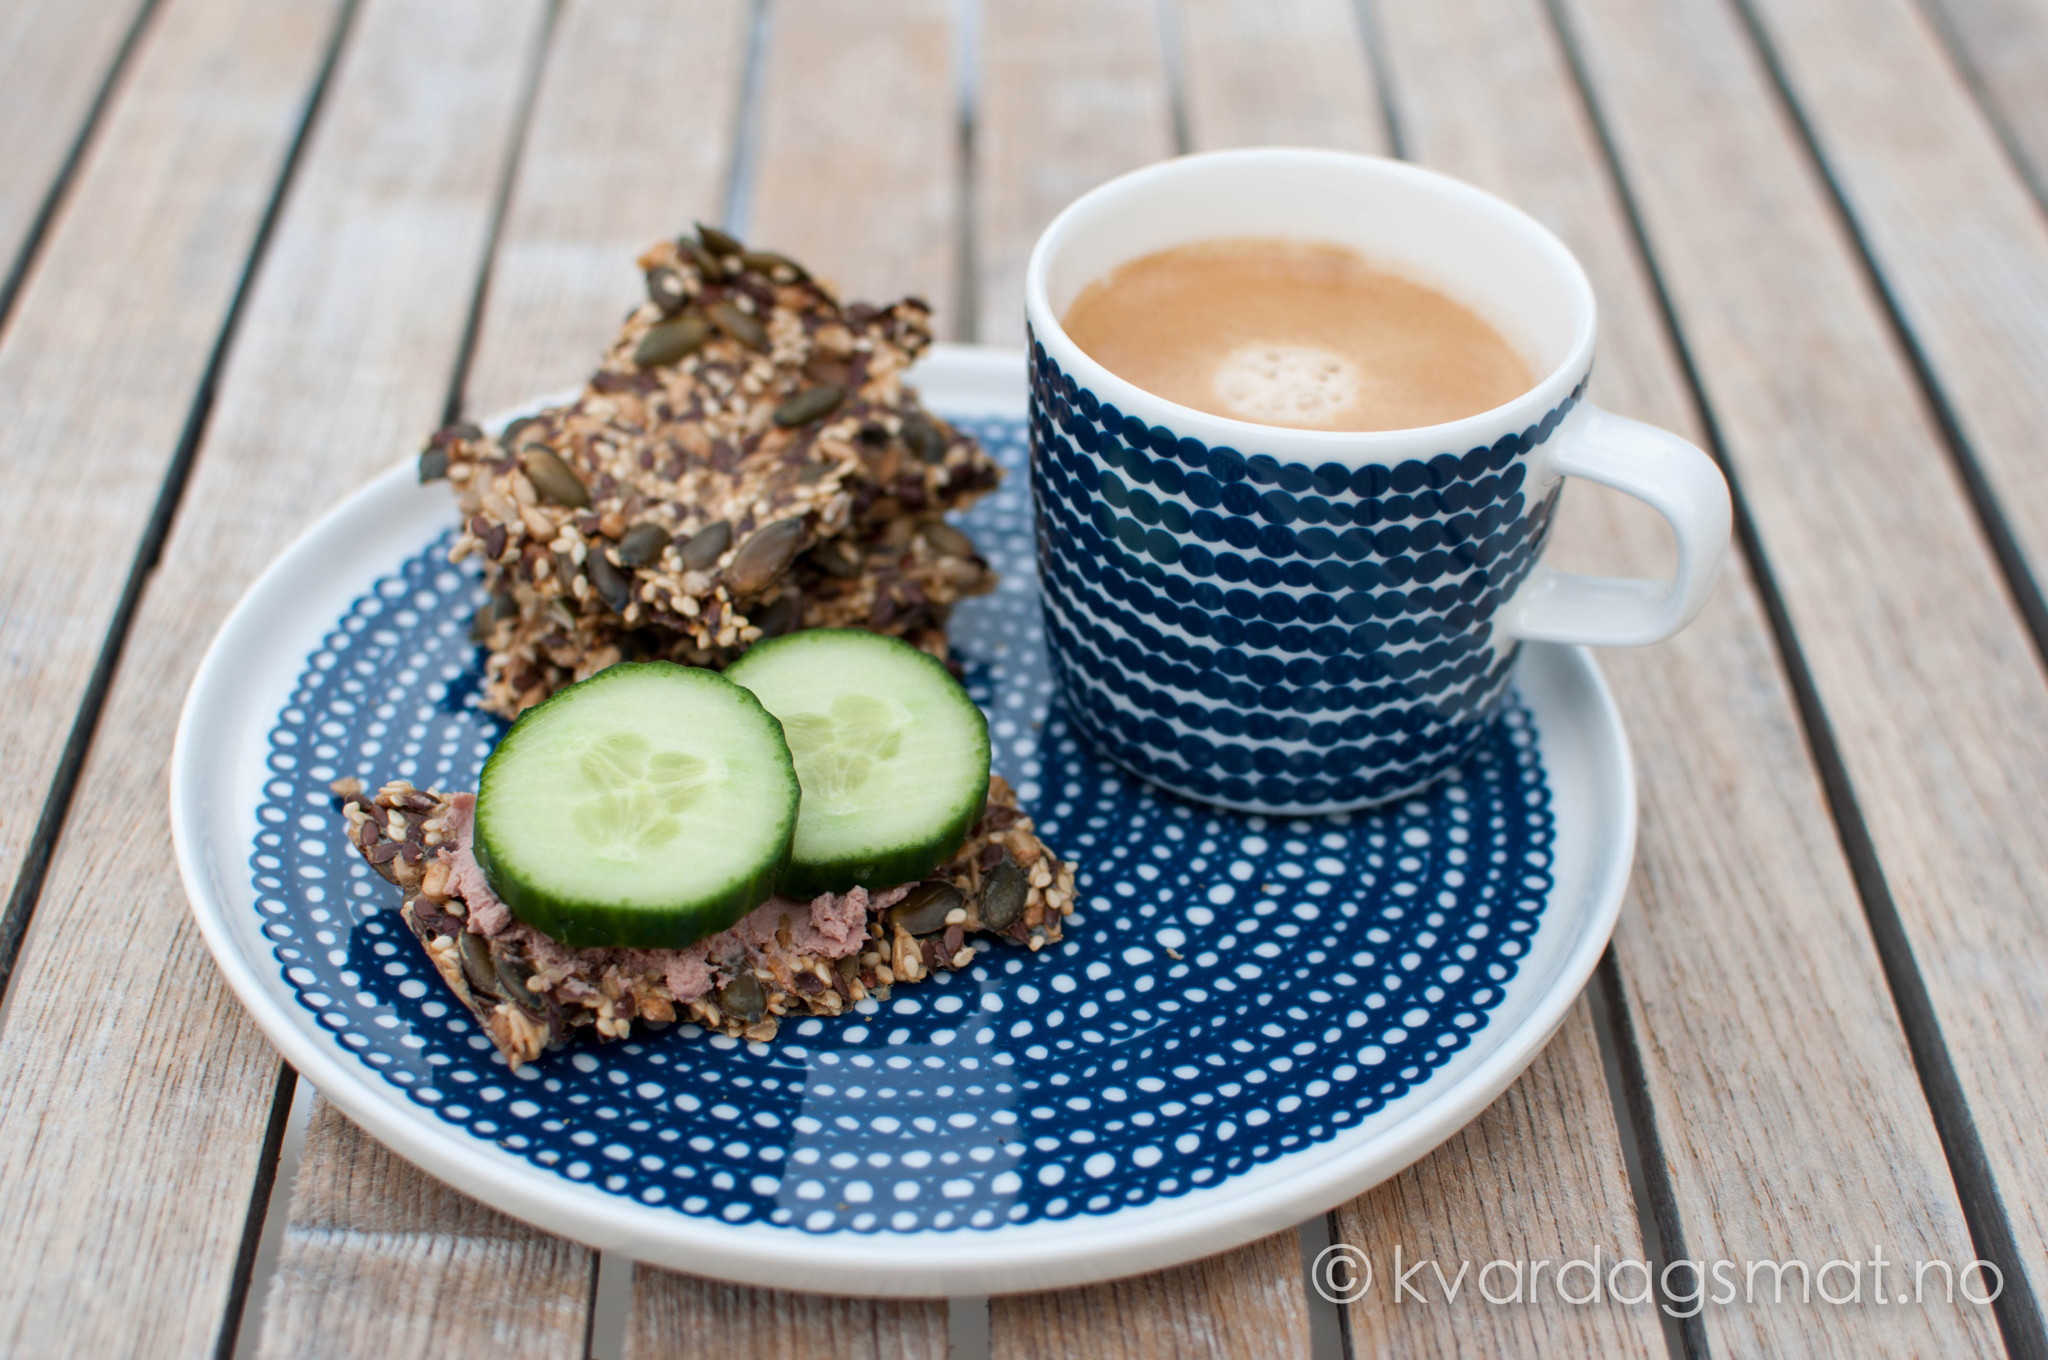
[1030,329,1590,812]
[246,414,1553,1235]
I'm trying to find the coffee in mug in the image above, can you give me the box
[1060,237,1533,432]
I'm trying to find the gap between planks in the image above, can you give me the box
[1548,0,2048,1343]
[0,0,163,329]
[1369,0,2005,1355]
[0,0,360,1008]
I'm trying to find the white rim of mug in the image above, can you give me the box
[1022,148,1600,466]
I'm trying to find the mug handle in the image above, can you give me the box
[1501,405,1732,646]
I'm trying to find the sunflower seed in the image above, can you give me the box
[697,222,745,257]
[711,299,769,351]
[774,383,844,427]
[679,519,732,570]
[977,859,1028,931]
[724,517,804,594]
[889,881,964,936]
[418,445,449,482]
[522,447,589,508]
[615,522,671,567]
[718,971,767,1023]
[585,550,634,612]
[634,314,711,366]
[645,265,688,315]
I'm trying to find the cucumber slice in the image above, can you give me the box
[726,630,990,897]
[474,662,798,948]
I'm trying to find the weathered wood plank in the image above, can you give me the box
[1919,0,2048,199]
[1555,0,2048,1326]
[626,1275,948,1360]
[741,0,962,333]
[462,0,752,442]
[1740,0,2048,659]
[0,2,547,1355]
[990,1229,1311,1360]
[1379,0,2002,1351]
[261,0,755,1346]
[0,0,154,296]
[972,0,1177,346]
[259,1100,591,1360]
[1171,0,1381,153]
[0,0,339,977]
[1333,1005,1656,1355]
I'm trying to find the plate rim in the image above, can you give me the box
[170,343,1635,1296]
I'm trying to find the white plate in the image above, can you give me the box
[172,344,1633,1296]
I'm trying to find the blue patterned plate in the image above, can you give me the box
[172,345,1634,1296]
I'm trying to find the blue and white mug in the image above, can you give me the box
[1024,149,1730,814]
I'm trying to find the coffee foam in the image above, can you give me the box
[1212,342,1363,425]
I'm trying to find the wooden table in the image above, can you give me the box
[3,0,2046,1355]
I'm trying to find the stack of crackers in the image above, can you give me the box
[423,224,1003,718]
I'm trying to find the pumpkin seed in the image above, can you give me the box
[774,383,844,427]
[889,882,964,937]
[977,859,1028,931]
[418,445,449,483]
[442,421,484,444]
[492,589,518,621]
[645,265,688,315]
[501,415,546,451]
[711,299,769,351]
[458,930,501,999]
[920,521,975,557]
[673,240,719,277]
[523,447,589,508]
[493,949,547,1019]
[718,971,767,1023]
[740,249,804,279]
[724,517,805,594]
[615,522,671,567]
[808,537,863,578]
[902,413,947,462]
[697,221,745,258]
[753,592,801,638]
[634,314,711,366]
[679,519,732,571]
[585,550,634,612]
[470,589,514,641]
